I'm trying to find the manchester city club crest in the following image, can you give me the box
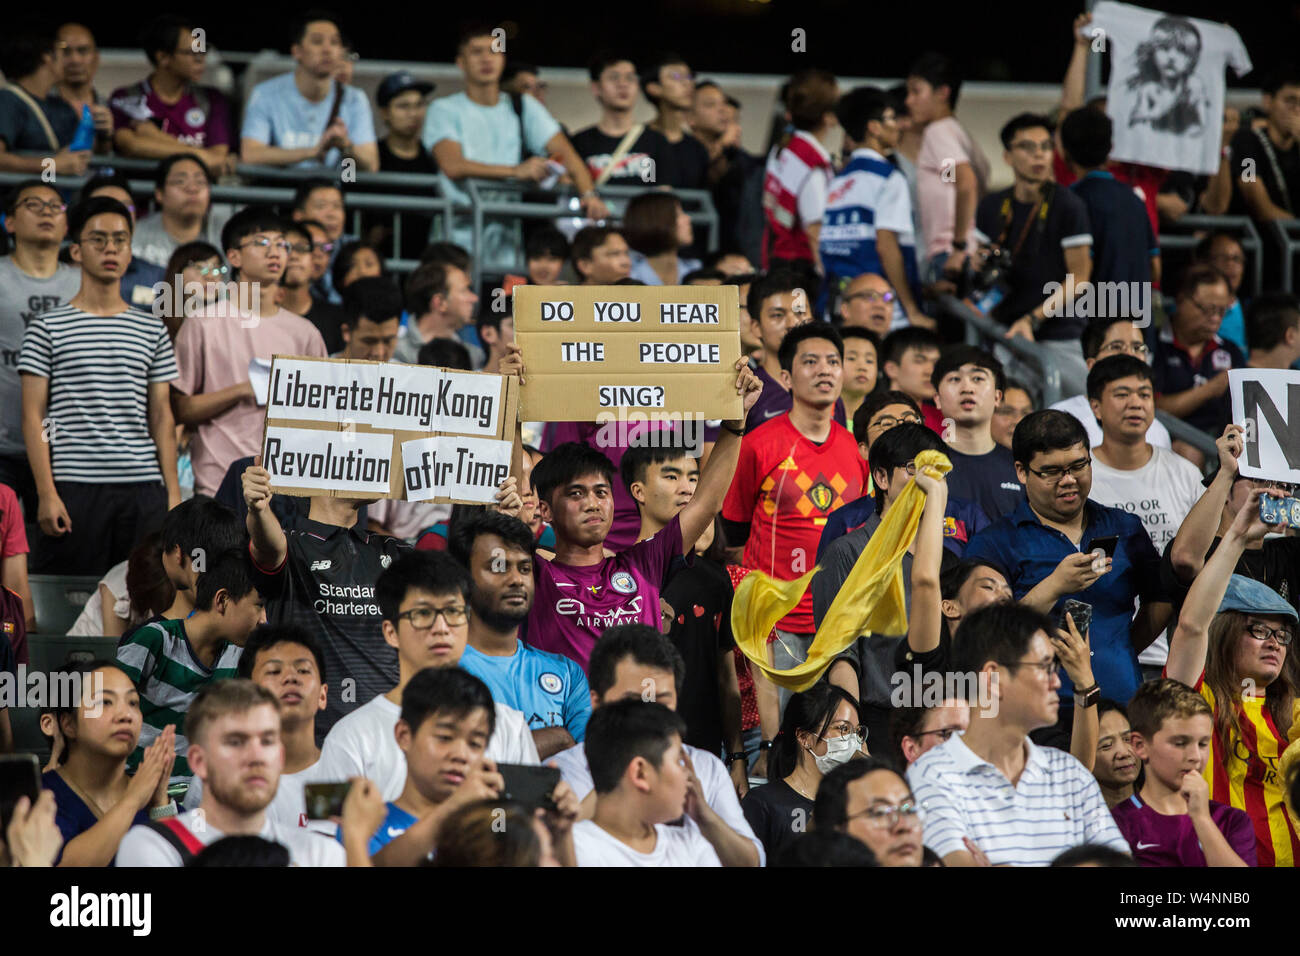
[610,571,638,595]
[538,672,563,694]
[185,107,207,127]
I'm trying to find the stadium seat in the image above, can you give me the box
[28,574,101,635]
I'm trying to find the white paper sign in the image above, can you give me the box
[263,425,395,494]
[249,358,272,406]
[401,436,513,503]
[1230,368,1300,484]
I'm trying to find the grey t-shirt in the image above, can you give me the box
[0,257,81,456]
[132,210,230,269]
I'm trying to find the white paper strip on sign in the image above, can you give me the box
[1230,368,1300,484]
[402,435,513,503]
[263,425,395,494]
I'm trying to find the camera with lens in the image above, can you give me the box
[963,244,1014,313]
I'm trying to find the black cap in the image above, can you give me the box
[376,71,435,107]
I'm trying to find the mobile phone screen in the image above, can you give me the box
[0,754,41,829]
[1089,535,1119,558]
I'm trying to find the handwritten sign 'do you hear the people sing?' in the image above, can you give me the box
[261,356,519,504]
[1230,368,1300,484]
[512,285,743,422]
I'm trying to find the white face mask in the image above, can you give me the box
[807,732,859,774]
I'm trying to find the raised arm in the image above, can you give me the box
[1169,425,1241,582]
[1060,13,1095,112]
[242,456,287,570]
[906,466,949,656]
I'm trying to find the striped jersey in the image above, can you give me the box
[1196,675,1300,867]
[761,131,832,265]
[17,304,177,483]
[116,616,242,783]
[907,734,1129,866]
[820,147,919,291]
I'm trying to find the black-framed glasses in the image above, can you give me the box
[18,197,66,215]
[1003,656,1061,677]
[1245,622,1293,646]
[869,413,923,432]
[913,727,961,742]
[287,242,313,255]
[1188,299,1228,319]
[398,605,468,629]
[1026,458,1091,483]
[79,232,131,251]
[846,802,923,830]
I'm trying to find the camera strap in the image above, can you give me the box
[1252,127,1293,214]
[998,184,1051,259]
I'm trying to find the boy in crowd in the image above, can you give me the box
[19,196,180,576]
[931,345,1023,520]
[880,327,944,434]
[172,206,328,497]
[116,548,267,786]
[571,51,677,187]
[152,494,247,627]
[370,71,437,260]
[991,379,1034,451]
[451,512,591,760]
[348,667,579,862]
[117,679,379,866]
[1093,700,1140,809]
[643,52,711,189]
[572,226,632,284]
[1112,679,1255,866]
[316,551,538,801]
[839,327,880,427]
[475,311,514,374]
[337,277,402,363]
[573,699,723,866]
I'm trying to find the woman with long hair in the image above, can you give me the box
[740,680,865,862]
[623,191,700,285]
[1166,489,1300,866]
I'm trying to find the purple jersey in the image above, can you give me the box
[525,514,683,671]
[1111,793,1257,867]
[743,361,846,434]
[109,80,232,149]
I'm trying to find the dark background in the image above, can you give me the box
[24,0,1300,86]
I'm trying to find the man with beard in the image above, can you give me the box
[452,512,591,759]
[117,678,384,865]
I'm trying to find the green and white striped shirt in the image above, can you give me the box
[116,617,242,783]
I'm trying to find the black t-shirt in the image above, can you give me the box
[944,445,1024,522]
[367,139,439,260]
[741,779,813,862]
[974,185,1092,338]
[305,297,348,354]
[1160,533,1300,633]
[1229,126,1300,217]
[662,556,735,755]
[665,132,711,190]
[1069,172,1156,288]
[569,125,679,188]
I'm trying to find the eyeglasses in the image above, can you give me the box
[397,605,468,629]
[190,262,228,277]
[241,237,292,253]
[1188,299,1228,319]
[165,175,209,189]
[1025,458,1091,483]
[603,71,638,84]
[846,802,923,830]
[665,69,694,83]
[823,721,869,741]
[869,413,923,431]
[913,727,961,742]
[1245,622,1293,646]
[287,242,313,255]
[79,232,130,251]
[845,290,895,304]
[1097,340,1150,357]
[1003,656,1061,677]
[18,197,66,215]
[1210,253,1245,266]
[315,240,337,254]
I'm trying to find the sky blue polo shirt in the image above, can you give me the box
[964,497,1163,705]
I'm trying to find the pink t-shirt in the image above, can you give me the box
[916,116,989,258]
[525,515,683,671]
[173,306,327,495]
[0,482,28,557]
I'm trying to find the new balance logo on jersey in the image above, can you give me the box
[310,560,332,571]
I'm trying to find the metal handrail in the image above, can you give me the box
[1153,411,1219,472]
[1159,214,1264,297]
[937,294,1063,407]
[1268,220,1300,292]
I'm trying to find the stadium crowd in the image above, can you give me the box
[2,8,1300,869]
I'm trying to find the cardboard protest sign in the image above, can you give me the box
[260,356,519,504]
[512,285,743,422]
[1230,368,1300,484]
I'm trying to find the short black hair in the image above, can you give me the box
[78,170,134,208]
[814,757,908,830]
[588,623,686,699]
[950,602,1058,689]
[773,829,880,867]
[193,548,260,611]
[189,835,290,867]
[619,430,695,493]
[221,206,285,255]
[400,666,496,738]
[1060,107,1112,169]
[1262,62,1300,96]
[930,344,1004,392]
[290,9,341,48]
[525,225,569,262]
[835,86,893,144]
[852,389,920,445]
[999,112,1054,151]
[1245,292,1300,352]
[159,494,245,563]
[639,51,688,106]
[456,20,501,54]
[571,226,624,273]
[880,326,942,368]
[1086,354,1152,401]
[4,179,54,216]
[530,442,616,506]
[941,558,1008,601]
[448,511,535,567]
[747,268,806,326]
[585,699,686,794]
[418,241,471,271]
[1080,318,1141,360]
[1050,845,1137,867]
[908,52,962,108]
[376,551,471,625]
[154,153,212,191]
[1000,377,1034,401]
[501,60,537,85]
[683,267,727,285]
[292,179,343,213]
[341,275,402,326]
[777,322,843,373]
[416,338,472,370]
[237,624,328,684]
[0,30,54,79]
[331,240,385,293]
[140,14,195,66]
[587,49,636,83]
[868,422,945,511]
[67,197,133,242]
[1011,409,1089,466]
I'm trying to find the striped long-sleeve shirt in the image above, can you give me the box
[116,617,242,784]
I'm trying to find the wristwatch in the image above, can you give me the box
[724,751,748,767]
[1074,683,1101,708]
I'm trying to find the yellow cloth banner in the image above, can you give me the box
[731,449,951,692]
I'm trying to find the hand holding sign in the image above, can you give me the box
[489,475,523,519]
[500,342,526,385]
[1215,423,1243,478]
[1230,369,1300,484]
[729,357,763,429]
